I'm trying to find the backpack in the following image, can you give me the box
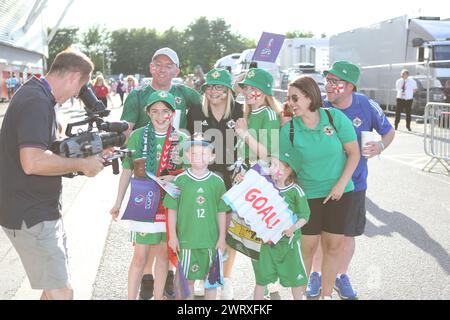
[289,108,337,145]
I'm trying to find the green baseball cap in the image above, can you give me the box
[145,90,176,111]
[201,68,233,93]
[238,68,273,96]
[323,61,360,86]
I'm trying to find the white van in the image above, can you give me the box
[233,49,282,88]
[214,53,241,73]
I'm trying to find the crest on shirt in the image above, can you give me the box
[196,195,206,205]
[227,119,236,129]
[353,117,363,128]
[191,264,200,273]
[175,97,182,104]
[324,126,335,136]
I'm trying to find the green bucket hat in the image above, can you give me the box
[145,90,176,111]
[323,61,360,86]
[201,68,233,93]
[278,136,302,174]
[238,68,273,96]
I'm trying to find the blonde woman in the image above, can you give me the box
[93,74,110,108]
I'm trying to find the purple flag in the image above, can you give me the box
[121,178,160,222]
[252,32,285,63]
[174,260,191,299]
[205,250,224,289]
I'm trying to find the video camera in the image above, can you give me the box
[51,84,132,177]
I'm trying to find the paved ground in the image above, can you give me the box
[1,96,449,300]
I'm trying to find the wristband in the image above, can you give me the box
[379,141,385,152]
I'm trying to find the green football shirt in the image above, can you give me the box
[122,127,188,173]
[163,170,229,249]
[280,107,357,199]
[279,183,310,243]
[241,106,280,162]
[121,84,202,130]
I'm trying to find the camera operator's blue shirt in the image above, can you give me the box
[323,93,393,192]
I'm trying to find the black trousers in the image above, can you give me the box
[395,98,413,129]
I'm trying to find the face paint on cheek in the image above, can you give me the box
[335,83,345,94]
[273,169,284,178]
[164,113,172,121]
[251,91,263,99]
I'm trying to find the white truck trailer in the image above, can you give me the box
[330,15,450,114]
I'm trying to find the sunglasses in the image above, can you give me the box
[325,78,346,86]
[205,84,226,91]
[285,94,300,103]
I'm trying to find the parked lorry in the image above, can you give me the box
[330,15,450,114]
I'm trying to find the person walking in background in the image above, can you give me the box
[116,75,126,106]
[444,80,450,104]
[93,74,110,108]
[5,72,18,100]
[394,69,417,131]
[304,61,395,300]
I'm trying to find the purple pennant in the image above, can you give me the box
[121,178,161,222]
[174,260,191,299]
[252,32,285,63]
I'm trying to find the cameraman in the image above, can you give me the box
[0,48,105,300]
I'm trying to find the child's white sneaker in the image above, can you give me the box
[194,280,205,297]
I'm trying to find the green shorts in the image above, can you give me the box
[251,239,307,288]
[130,232,166,245]
[179,248,216,281]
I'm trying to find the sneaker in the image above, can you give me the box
[334,274,358,300]
[305,272,322,298]
[220,278,234,300]
[194,280,205,297]
[164,270,175,298]
[139,274,154,300]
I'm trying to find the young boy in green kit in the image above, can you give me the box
[164,134,228,300]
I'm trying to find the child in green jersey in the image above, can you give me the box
[110,91,187,300]
[234,68,281,165]
[250,150,310,300]
[164,134,228,300]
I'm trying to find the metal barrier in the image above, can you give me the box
[423,102,450,174]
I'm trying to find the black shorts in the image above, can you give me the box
[301,191,354,235]
[344,190,366,237]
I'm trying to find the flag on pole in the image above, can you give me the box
[252,32,285,63]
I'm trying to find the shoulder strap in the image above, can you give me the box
[324,108,338,133]
[289,119,295,145]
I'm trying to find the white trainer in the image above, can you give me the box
[194,280,205,297]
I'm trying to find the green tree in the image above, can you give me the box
[80,25,112,75]
[47,27,79,68]
[285,30,314,39]
[109,28,161,76]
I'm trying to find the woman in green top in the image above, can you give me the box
[110,91,187,300]
[234,68,281,167]
[279,76,360,299]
